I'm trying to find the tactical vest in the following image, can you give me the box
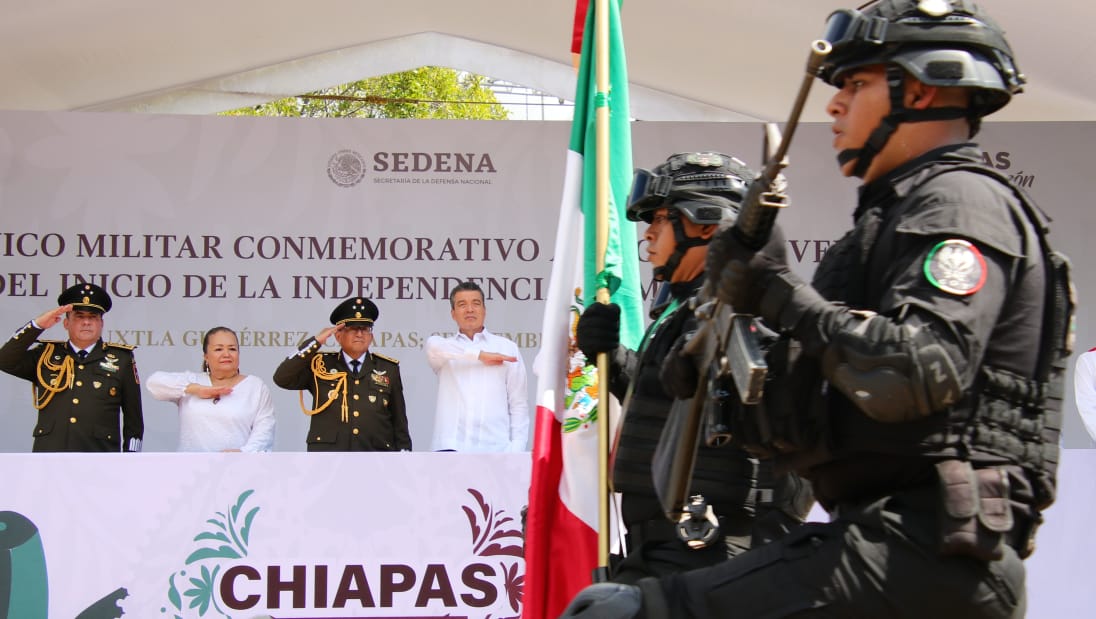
[933,164,1072,510]
[750,162,1072,511]
[612,295,759,522]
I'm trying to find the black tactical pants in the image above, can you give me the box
[658,489,1025,618]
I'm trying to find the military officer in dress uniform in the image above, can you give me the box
[274,297,411,452]
[0,283,144,452]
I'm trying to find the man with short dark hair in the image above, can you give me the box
[424,281,529,452]
[274,296,411,452]
[0,282,144,452]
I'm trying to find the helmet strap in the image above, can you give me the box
[654,212,709,281]
[837,66,970,178]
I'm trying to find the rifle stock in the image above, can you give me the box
[655,40,831,522]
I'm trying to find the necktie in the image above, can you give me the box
[350,359,361,377]
[77,350,88,360]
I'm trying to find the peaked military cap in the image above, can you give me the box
[57,283,112,314]
[329,297,379,326]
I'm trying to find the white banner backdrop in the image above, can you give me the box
[0,111,1092,451]
[1,450,1094,618]
[1,452,532,618]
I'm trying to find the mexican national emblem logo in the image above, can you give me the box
[923,239,987,295]
[327,149,367,187]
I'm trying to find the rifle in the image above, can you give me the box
[653,39,832,526]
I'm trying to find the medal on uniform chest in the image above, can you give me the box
[370,369,389,388]
[100,355,119,373]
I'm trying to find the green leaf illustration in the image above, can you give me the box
[185,545,242,564]
[193,531,231,544]
[167,572,183,610]
[182,565,220,616]
[239,506,259,545]
[167,489,261,616]
[230,489,255,522]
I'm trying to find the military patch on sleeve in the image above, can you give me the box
[923,239,987,296]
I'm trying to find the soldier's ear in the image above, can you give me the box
[906,82,938,109]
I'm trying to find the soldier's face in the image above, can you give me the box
[64,310,103,348]
[450,290,485,335]
[644,209,674,279]
[827,64,894,181]
[644,207,712,282]
[335,323,373,358]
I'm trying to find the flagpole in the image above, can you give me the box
[593,0,613,578]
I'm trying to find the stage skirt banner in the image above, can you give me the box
[1,452,531,618]
[1,450,1095,617]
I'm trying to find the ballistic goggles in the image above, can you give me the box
[823,3,1011,48]
[820,3,1018,89]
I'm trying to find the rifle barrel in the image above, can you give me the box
[771,40,833,166]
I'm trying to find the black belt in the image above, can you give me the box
[626,513,753,547]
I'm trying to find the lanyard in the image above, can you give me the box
[637,297,682,358]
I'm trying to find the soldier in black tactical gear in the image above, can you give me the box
[574,151,812,584]
[560,1,1073,617]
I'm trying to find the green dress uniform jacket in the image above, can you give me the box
[0,322,144,452]
[273,337,412,452]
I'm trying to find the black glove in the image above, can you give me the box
[558,583,642,619]
[706,224,789,316]
[660,330,700,399]
[576,302,621,361]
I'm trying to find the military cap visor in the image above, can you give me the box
[57,283,112,314]
[329,297,379,325]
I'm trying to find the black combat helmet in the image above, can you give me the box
[626,152,755,280]
[626,151,754,225]
[817,0,1023,176]
[820,0,1023,118]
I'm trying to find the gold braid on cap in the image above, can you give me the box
[33,343,74,410]
[297,354,350,423]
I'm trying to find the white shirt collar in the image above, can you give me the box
[70,342,96,356]
[343,352,368,366]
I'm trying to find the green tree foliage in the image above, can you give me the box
[223,67,508,119]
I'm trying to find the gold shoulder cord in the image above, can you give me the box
[297,354,350,423]
[33,343,74,410]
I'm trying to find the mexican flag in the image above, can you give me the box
[522,1,644,618]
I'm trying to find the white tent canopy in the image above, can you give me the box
[4,0,1096,122]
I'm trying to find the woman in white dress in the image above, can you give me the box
[146,326,276,452]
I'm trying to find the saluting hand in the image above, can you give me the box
[478,351,518,366]
[187,384,234,400]
[34,304,72,329]
[315,324,341,346]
